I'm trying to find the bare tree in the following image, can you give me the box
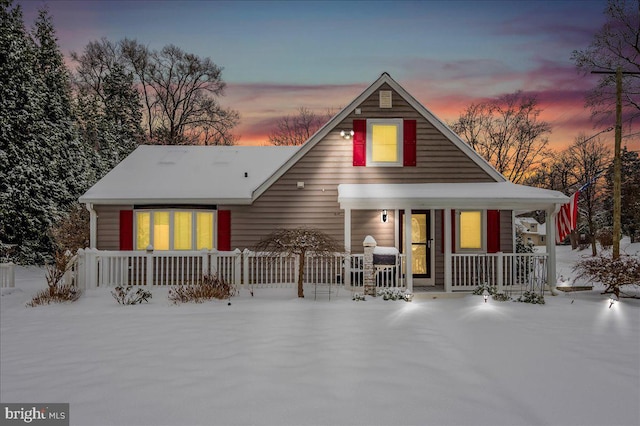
[566,135,612,255]
[254,228,344,298]
[72,39,239,145]
[268,107,334,146]
[450,91,552,184]
[572,0,640,127]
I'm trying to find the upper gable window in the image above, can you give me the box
[367,119,403,167]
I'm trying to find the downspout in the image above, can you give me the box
[546,204,561,296]
[85,203,97,249]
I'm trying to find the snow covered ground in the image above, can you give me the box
[1,242,639,426]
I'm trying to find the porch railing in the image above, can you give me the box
[348,253,406,289]
[451,252,548,292]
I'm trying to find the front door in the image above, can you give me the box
[400,210,434,285]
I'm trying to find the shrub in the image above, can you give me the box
[516,291,545,304]
[27,250,81,307]
[574,254,640,298]
[111,286,152,305]
[26,283,81,307]
[595,228,613,249]
[168,274,236,304]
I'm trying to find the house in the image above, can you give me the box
[79,73,568,293]
[515,217,546,246]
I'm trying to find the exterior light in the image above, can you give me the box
[609,297,616,309]
[381,209,388,223]
[483,288,489,303]
[340,130,354,140]
[404,292,413,302]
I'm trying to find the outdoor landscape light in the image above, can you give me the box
[483,288,489,303]
[340,130,354,140]
[404,292,413,302]
[609,297,616,309]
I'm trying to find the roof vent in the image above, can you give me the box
[379,90,392,108]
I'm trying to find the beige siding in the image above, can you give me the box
[229,84,495,251]
[95,205,132,250]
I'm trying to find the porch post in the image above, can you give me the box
[444,208,452,292]
[344,208,351,287]
[546,206,560,295]
[404,208,413,293]
[85,203,97,249]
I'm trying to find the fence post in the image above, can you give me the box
[0,262,15,288]
[76,249,86,291]
[201,249,210,278]
[145,247,154,287]
[496,252,504,293]
[233,249,242,288]
[210,249,218,277]
[242,249,250,288]
[363,235,376,296]
[86,248,97,289]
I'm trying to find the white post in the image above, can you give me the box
[86,248,97,289]
[85,203,97,249]
[444,208,452,292]
[242,249,250,288]
[344,208,351,288]
[496,252,504,293]
[209,249,217,277]
[233,248,242,288]
[404,209,413,293]
[145,248,154,287]
[363,235,376,296]
[76,249,86,291]
[546,206,560,295]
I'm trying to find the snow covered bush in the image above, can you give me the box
[472,284,511,302]
[168,274,236,304]
[380,288,405,301]
[595,228,613,250]
[574,254,640,298]
[516,291,545,305]
[111,286,152,305]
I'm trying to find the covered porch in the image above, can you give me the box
[338,181,569,293]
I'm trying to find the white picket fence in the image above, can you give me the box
[451,252,548,292]
[69,249,407,291]
[1,262,15,288]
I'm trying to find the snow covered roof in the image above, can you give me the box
[338,182,569,211]
[79,145,299,205]
[515,217,546,235]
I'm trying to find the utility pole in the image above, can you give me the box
[591,68,640,259]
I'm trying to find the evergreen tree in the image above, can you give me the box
[0,1,90,263]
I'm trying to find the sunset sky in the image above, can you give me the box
[18,0,638,151]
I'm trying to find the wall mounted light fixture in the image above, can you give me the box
[340,130,354,140]
[381,209,388,223]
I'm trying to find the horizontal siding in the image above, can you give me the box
[95,205,132,250]
[230,85,495,251]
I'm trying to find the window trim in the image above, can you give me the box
[366,118,403,167]
[134,209,216,251]
[456,210,486,253]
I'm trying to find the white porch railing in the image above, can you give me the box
[451,252,548,292]
[348,253,406,289]
[1,262,15,288]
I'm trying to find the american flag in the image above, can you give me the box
[556,191,580,244]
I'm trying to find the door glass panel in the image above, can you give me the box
[412,214,427,243]
[412,245,427,274]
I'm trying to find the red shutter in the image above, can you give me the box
[441,210,456,254]
[119,210,133,250]
[403,119,417,166]
[217,210,231,251]
[352,119,366,166]
[487,210,501,253]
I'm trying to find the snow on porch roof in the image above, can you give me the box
[79,145,299,205]
[338,182,569,211]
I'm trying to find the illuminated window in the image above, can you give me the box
[367,119,402,166]
[136,212,150,250]
[135,210,215,251]
[196,212,214,250]
[174,212,193,250]
[458,210,484,251]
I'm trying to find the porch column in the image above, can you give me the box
[344,208,351,287]
[444,208,452,292]
[404,208,413,293]
[546,205,560,295]
[85,203,97,249]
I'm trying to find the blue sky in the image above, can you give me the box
[19,0,629,149]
